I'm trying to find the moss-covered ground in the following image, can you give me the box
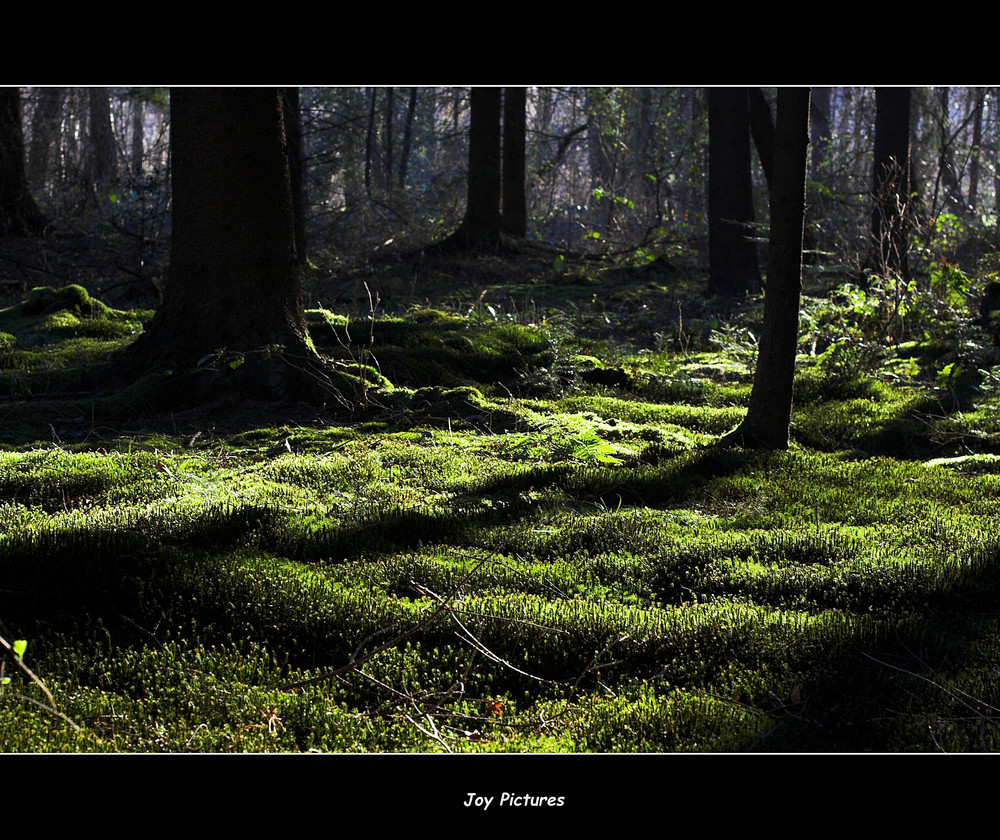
[3,250,1000,755]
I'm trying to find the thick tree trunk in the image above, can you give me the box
[0,88,47,236]
[282,87,307,264]
[28,87,65,192]
[501,86,527,238]
[708,88,761,296]
[122,88,324,403]
[721,88,810,450]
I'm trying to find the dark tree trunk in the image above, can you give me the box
[131,94,144,178]
[501,86,527,238]
[868,87,912,283]
[0,88,47,236]
[708,88,761,296]
[430,87,502,251]
[968,88,984,211]
[87,88,116,184]
[749,87,775,193]
[364,87,376,198]
[122,88,322,402]
[398,88,417,188]
[383,87,394,189]
[721,88,811,451]
[282,87,307,265]
[28,86,65,192]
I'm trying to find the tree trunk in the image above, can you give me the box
[708,88,761,296]
[501,86,527,238]
[131,94,145,178]
[934,87,968,215]
[749,87,775,194]
[868,87,912,283]
[122,88,324,403]
[283,87,307,264]
[0,88,47,236]
[968,87,984,212]
[721,88,810,450]
[87,88,117,184]
[27,87,64,192]
[398,88,417,189]
[364,87,377,198]
[382,87,394,190]
[430,87,502,251]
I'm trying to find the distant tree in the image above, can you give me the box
[431,87,528,251]
[86,88,117,185]
[933,87,969,216]
[867,87,912,283]
[967,87,985,212]
[708,88,761,296]
[445,86,501,248]
[121,88,330,403]
[398,87,418,189]
[721,88,811,450]
[0,88,47,236]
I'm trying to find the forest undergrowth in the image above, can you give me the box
[2,241,1000,754]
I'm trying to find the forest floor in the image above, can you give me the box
[2,228,1000,763]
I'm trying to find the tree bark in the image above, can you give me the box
[501,86,527,238]
[430,87,502,251]
[131,93,145,178]
[121,88,325,403]
[968,87,984,212]
[27,87,64,192]
[282,87,307,264]
[87,88,117,184]
[708,88,761,296]
[398,88,417,189]
[749,87,775,194]
[721,88,810,450]
[0,88,47,236]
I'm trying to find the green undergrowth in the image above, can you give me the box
[3,266,1000,752]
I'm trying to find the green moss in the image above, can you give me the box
[3,261,1000,753]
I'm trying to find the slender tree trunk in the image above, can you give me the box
[501,86,527,238]
[0,88,47,236]
[968,88,984,212]
[935,87,967,214]
[708,87,761,296]
[398,87,417,189]
[721,88,810,450]
[87,88,116,184]
[749,87,775,193]
[383,87,394,190]
[868,87,912,283]
[131,94,144,178]
[364,87,376,198]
